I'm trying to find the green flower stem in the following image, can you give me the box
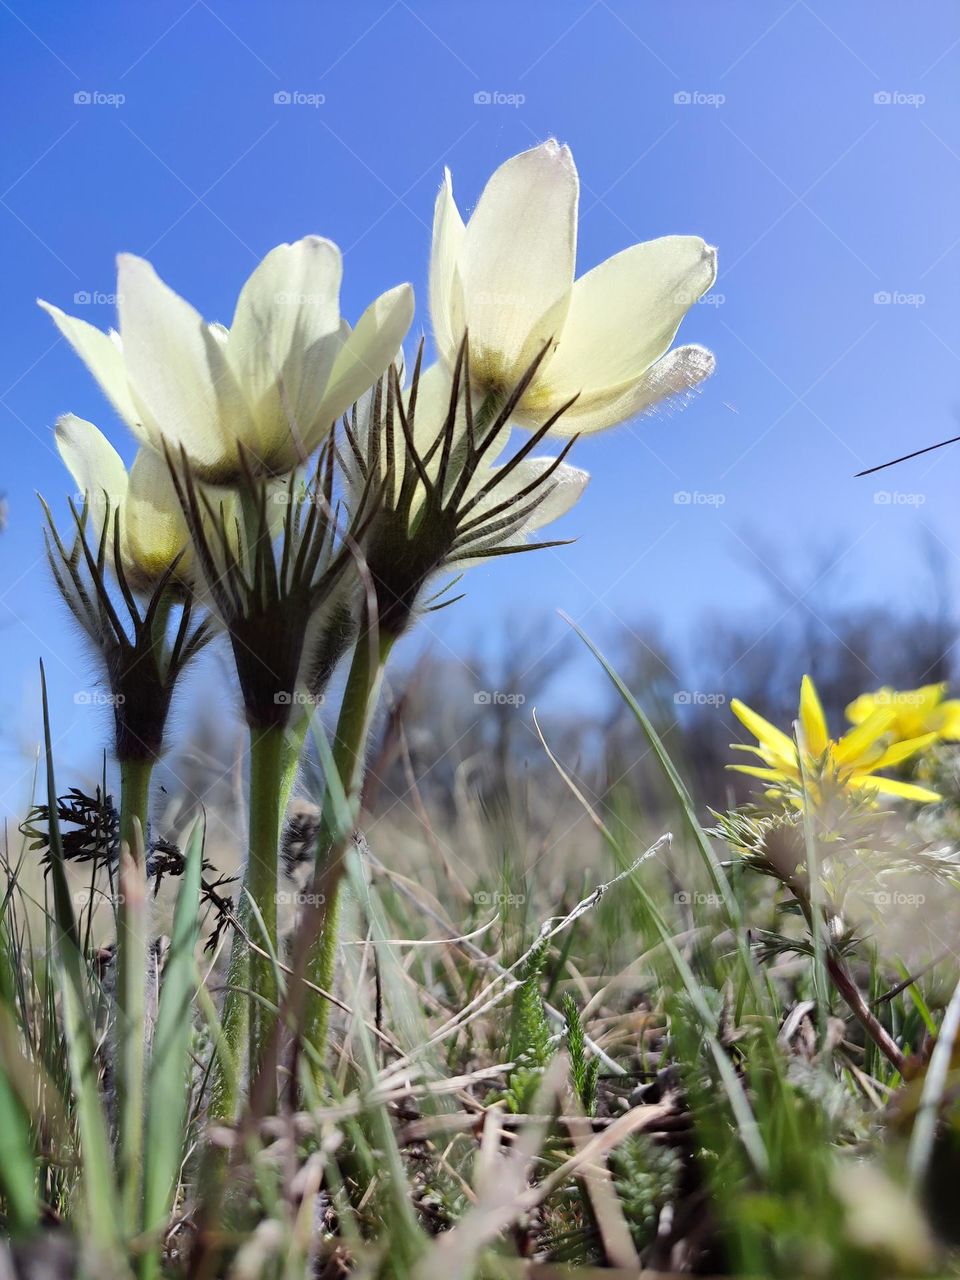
[115,754,153,1235]
[245,724,287,1097]
[281,709,310,812]
[209,715,307,1117]
[118,756,153,855]
[301,625,394,1076]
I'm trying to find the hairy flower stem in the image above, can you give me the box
[116,755,152,1234]
[300,624,394,1076]
[825,950,906,1075]
[245,724,287,1099]
[789,879,907,1075]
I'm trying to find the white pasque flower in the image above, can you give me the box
[40,238,414,483]
[55,412,195,593]
[429,140,717,434]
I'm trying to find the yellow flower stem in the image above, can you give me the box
[825,950,906,1076]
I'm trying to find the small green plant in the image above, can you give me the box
[562,992,600,1116]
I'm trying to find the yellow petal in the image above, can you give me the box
[799,676,829,756]
[730,698,797,766]
[869,733,939,772]
[937,701,960,740]
[834,705,897,766]
[728,764,787,782]
[847,775,941,804]
[910,683,948,714]
[845,688,891,725]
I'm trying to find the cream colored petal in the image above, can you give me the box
[320,284,414,437]
[227,236,344,466]
[458,459,588,565]
[54,413,128,546]
[545,236,717,397]
[39,301,147,443]
[118,254,248,477]
[406,360,473,461]
[459,141,578,385]
[123,447,191,587]
[527,344,716,435]
[466,456,587,526]
[428,169,466,367]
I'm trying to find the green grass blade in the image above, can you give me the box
[0,1034,39,1233]
[561,614,742,924]
[141,819,205,1271]
[39,662,119,1246]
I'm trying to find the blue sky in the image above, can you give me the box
[2,1,960,813]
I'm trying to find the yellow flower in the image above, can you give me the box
[730,675,941,805]
[846,683,960,743]
[40,239,413,484]
[429,141,717,434]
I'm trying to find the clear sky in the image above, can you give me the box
[2,1,960,814]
